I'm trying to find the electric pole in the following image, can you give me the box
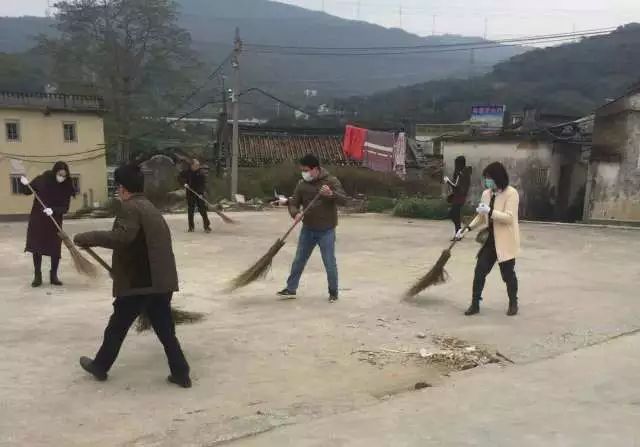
[215,75,227,178]
[432,15,436,35]
[230,28,242,200]
[484,17,488,40]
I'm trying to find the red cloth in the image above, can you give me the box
[342,125,367,161]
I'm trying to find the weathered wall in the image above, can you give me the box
[442,139,556,219]
[0,108,107,215]
[587,110,640,223]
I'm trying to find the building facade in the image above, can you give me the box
[0,92,108,218]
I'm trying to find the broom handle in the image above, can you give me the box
[446,216,479,251]
[83,247,112,274]
[185,185,227,217]
[280,191,323,242]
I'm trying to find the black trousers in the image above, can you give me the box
[472,241,518,302]
[187,194,210,230]
[449,203,463,233]
[33,253,59,275]
[93,293,190,378]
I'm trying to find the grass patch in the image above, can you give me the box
[393,198,451,220]
[366,196,397,213]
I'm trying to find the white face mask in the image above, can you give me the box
[56,175,66,184]
[301,171,314,182]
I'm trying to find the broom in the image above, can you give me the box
[227,191,322,291]
[403,219,477,300]
[83,247,205,333]
[184,184,235,224]
[22,178,97,278]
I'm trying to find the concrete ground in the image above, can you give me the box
[1,211,639,446]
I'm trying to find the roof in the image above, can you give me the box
[0,91,105,114]
[239,132,346,166]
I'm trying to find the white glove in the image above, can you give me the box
[20,176,30,186]
[455,228,467,241]
[278,195,289,206]
[184,184,189,189]
[43,208,54,217]
[476,203,491,215]
[443,176,450,184]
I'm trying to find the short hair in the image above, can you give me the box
[482,162,509,190]
[114,163,145,193]
[299,154,320,169]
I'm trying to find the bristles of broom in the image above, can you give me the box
[186,185,236,224]
[136,308,206,333]
[61,235,99,278]
[226,239,285,292]
[213,207,236,224]
[404,249,452,299]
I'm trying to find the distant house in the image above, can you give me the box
[0,92,108,218]
[439,113,592,222]
[586,87,640,223]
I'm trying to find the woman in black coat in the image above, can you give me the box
[23,161,76,287]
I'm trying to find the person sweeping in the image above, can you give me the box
[455,161,520,317]
[277,154,348,303]
[178,158,211,233]
[73,164,192,388]
[22,161,76,287]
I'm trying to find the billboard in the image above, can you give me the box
[470,105,506,131]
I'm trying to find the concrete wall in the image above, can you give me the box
[0,108,107,215]
[442,139,556,218]
[586,108,640,223]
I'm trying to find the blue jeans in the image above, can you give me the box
[286,226,338,296]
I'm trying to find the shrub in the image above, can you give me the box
[393,198,451,220]
[366,196,397,213]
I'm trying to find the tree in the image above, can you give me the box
[42,0,201,161]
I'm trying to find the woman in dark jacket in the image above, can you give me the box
[445,156,472,240]
[23,161,76,287]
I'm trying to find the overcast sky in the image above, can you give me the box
[2,0,639,38]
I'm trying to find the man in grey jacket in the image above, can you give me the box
[74,164,191,388]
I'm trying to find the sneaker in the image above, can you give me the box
[79,356,108,381]
[276,289,297,298]
[168,375,192,389]
[329,295,339,303]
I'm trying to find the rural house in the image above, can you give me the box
[0,92,108,219]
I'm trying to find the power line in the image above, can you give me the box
[245,27,616,52]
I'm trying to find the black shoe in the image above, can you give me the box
[329,295,339,303]
[204,227,212,234]
[50,272,63,286]
[277,289,296,297]
[464,300,480,316]
[507,301,519,316]
[168,375,192,388]
[187,228,194,233]
[79,356,108,381]
[32,272,42,288]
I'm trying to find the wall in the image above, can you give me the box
[586,106,640,223]
[442,139,557,219]
[0,108,107,216]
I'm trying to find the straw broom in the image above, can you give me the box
[184,184,235,224]
[403,219,477,300]
[227,191,322,291]
[83,247,205,333]
[23,178,97,278]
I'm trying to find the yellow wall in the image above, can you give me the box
[0,108,108,215]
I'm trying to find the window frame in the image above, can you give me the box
[5,120,20,142]
[63,121,78,143]
[71,174,81,194]
[10,175,22,195]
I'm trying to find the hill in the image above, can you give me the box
[0,0,524,101]
[338,24,640,126]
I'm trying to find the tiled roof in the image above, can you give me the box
[239,133,347,166]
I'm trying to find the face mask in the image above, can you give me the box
[56,175,66,184]
[301,171,314,182]
[484,178,496,190]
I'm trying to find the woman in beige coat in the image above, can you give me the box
[456,162,520,316]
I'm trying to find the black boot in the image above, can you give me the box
[168,374,192,388]
[32,271,43,288]
[507,299,518,316]
[79,356,108,381]
[464,299,480,316]
[50,271,63,286]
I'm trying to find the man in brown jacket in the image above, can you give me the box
[74,164,191,388]
[277,154,348,302]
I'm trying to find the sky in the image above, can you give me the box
[1,0,639,39]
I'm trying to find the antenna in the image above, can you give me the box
[398,4,403,29]
[45,0,53,17]
[432,15,437,35]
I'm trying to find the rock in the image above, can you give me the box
[416,332,427,339]
[419,348,430,358]
[414,382,432,390]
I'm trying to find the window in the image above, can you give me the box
[63,122,77,142]
[71,175,80,194]
[534,167,549,185]
[6,120,20,141]
[10,175,22,194]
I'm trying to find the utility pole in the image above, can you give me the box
[432,15,436,35]
[398,5,403,29]
[484,17,488,40]
[230,28,242,200]
[321,0,325,12]
[356,0,361,19]
[215,75,228,178]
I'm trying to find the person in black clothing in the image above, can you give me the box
[444,156,472,240]
[179,159,211,233]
